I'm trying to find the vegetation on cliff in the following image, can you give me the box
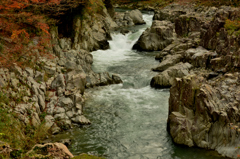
[0,0,110,158]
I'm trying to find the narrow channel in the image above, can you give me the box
[54,11,226,159]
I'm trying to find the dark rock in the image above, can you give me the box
[112,74,123,84]
[207,72,219,80]
[120,29,130,35]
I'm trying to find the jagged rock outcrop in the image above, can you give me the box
[168,74,240,158]
[0,1,123,136]
[149,3,240,158]
[150,62,192,88]
[133,20,174,51]
[114,9,145,27]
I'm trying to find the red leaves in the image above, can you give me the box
[0,0,62,68]
[0,0,61,11]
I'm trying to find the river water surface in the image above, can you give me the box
[54,11,226,159]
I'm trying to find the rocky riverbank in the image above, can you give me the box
[0,1,148,157]
[133,3,240,158]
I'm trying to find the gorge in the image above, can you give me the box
[0,0,240,158]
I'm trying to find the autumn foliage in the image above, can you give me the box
[0,0,64,68]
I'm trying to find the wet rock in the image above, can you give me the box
[71,115,91,125]
[114,9,145,27]
[151,62,192,88]
[152,54,182,72]
[120,29,130,35]
[128,9,146,25]
[112,74,123,84]
[133,20,173,51]
[168,75,240,158]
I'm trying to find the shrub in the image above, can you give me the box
[224,19,240,35]
[0,108,49,152]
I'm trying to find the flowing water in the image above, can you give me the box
[53,11,226,159]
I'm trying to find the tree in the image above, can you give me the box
[0,0,62,67]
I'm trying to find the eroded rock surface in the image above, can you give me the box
[133,20,174,51]
[114,9,146,27]
[149,3,240,158]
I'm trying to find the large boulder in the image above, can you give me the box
[128,9,146,25]
[150,62,192,88]
[175,15,203,37]
[133,20,174,51]
[168,74,240,158]
[152,54,182,72]
[184,46,218,68]
[114,9,145,27]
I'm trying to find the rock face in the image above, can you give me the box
[149,3,240,158]
[133,20,174,51]
[114,9,146,27]
[0,0,123,136]
[150,62,192,88]
[168,74,240,158]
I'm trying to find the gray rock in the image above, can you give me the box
[54,113,68,120]
[51,74,65,90]
[152,54,183,72]
[43,64,56,76]
[66,70,86,94]
[133,20,173,51]
[25,67,34,77]
[58,97,73,111]
[31,112,41,127]
[53,107,66,115]
[128,9,146,25]
[38,94,45,111]
[34,71,44,82]
[112,74,123,84]
[71,115,91,125]
[151,62,192,88]
[44,115,55,130]
[10,78,19,89]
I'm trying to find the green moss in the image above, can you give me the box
[224,19,240,35]
[0,108,49,153]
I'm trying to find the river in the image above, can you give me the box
[53,11,226,159]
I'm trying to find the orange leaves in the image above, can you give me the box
[0,0,62,68]
[0,0,61,11]
[37,22,50,34]
[11,29,30,43]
